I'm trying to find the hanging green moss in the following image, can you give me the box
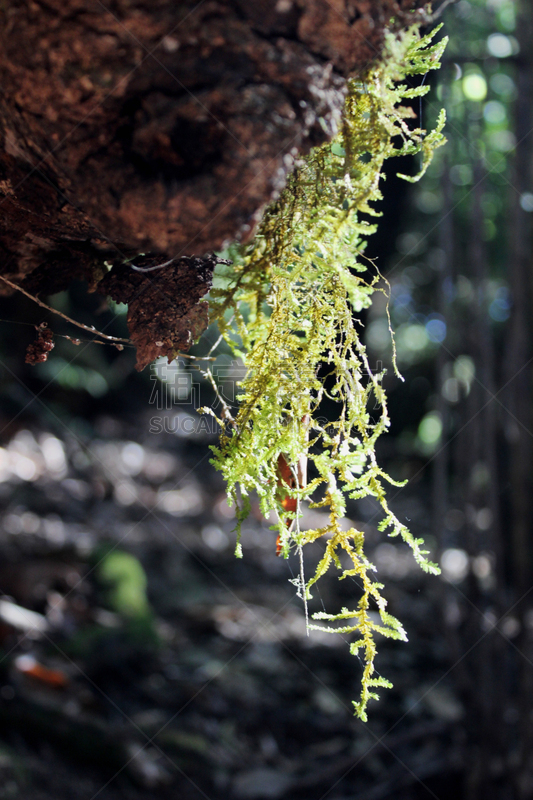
[201,24,447,722]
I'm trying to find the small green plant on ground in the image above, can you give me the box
[201,24,447,721]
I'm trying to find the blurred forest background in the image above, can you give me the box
[0,0,532,798]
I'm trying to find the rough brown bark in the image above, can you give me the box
[0,0,427,368]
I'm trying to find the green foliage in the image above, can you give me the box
[202,25,446,721]
[98,550,151,620]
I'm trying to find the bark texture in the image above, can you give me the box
[0,0,427,368]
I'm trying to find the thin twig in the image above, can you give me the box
[176,352,217,361]
[424,0,458,23]
[129,257,177,272]
[0,316,134,349]
[0,275,132,345]
[60,333,127,349]
[201,366,234,420]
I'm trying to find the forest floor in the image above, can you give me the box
[0,408,465,800]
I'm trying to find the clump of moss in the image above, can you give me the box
[202,25,447,721]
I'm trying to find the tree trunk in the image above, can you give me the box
[0,0,427,368]
[504,2,533,794]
